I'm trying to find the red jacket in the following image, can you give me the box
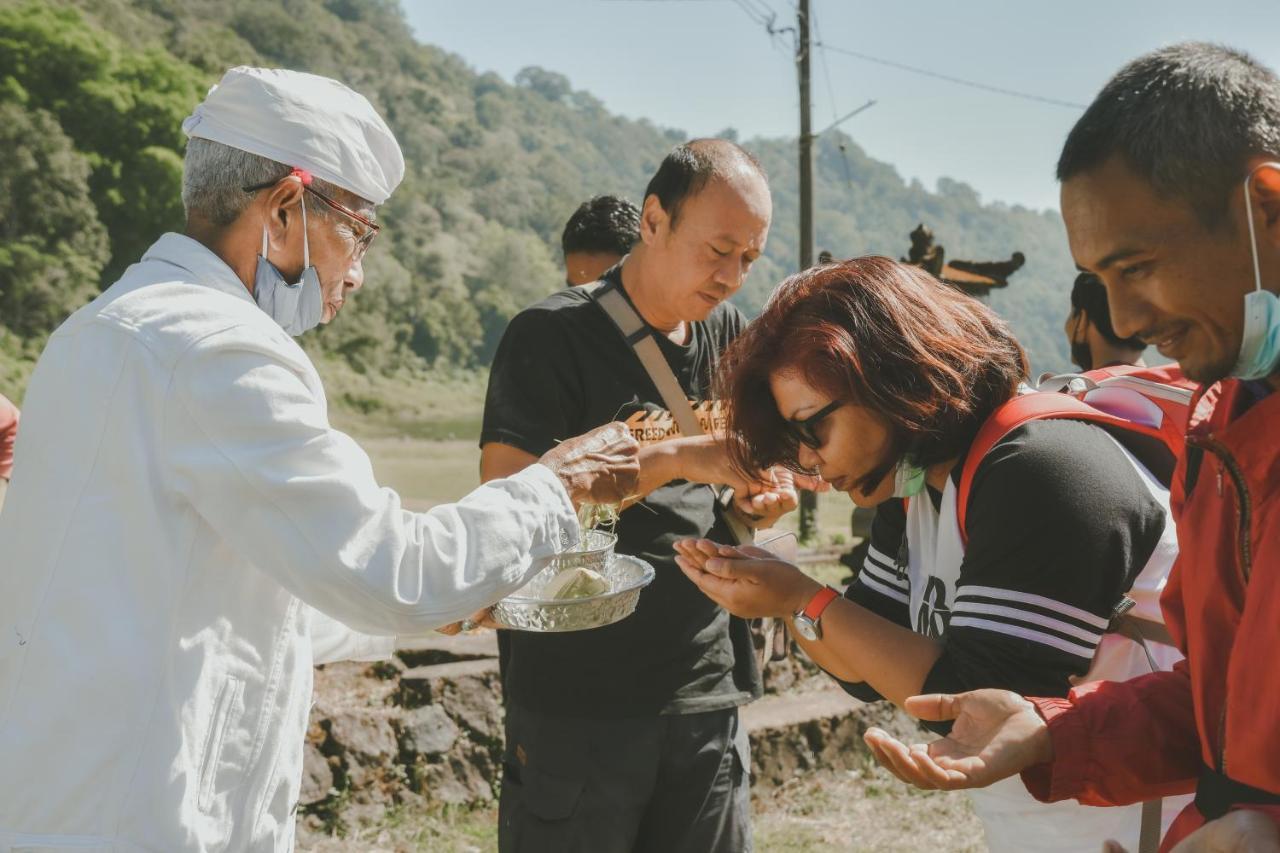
[0,394,17,481]
[1021,379,1280,851]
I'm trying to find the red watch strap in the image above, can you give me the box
[801,586,840,621]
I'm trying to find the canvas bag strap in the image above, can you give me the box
[588,279,753,546]
[591,281,705,438]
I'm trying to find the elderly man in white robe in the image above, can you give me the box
[0,67,642,852]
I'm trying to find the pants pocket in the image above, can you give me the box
[500,762,586,853]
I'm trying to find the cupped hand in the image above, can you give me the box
[673,538,822,619]
[539,422,640,508]
[862,689,1053,791]
[732,467,799,528]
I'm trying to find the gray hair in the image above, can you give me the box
[182,137,349,227]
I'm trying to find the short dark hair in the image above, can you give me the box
[643,138,767,227]
[1070,273,1146,350]
[561,195,640,257]
[717,257,1027,493]
[1058,42,1280,227]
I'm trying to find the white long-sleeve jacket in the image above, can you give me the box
[0,234,578,852]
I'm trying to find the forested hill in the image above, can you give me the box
[0,0,1075,404]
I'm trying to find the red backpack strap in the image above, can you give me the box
[954,393,1167,546]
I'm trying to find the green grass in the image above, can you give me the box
[316,356,488,442]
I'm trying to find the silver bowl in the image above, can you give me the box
[491,546,656,632]
[548,528,618,574]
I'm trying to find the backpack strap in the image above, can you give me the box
[954,393,1167,547]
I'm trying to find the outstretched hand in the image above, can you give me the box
[862,689,1053,791]
[673,538,822,619]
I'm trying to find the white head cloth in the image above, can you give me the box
[182,66,404,205]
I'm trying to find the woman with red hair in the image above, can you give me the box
[675,257,1183,852]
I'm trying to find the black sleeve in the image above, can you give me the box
[480,307,585,458]
[832,498,910,702]
[920,419,1167,731]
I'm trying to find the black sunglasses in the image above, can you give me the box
[785,399,844,450]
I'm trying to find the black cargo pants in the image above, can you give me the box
[498,703,752,853]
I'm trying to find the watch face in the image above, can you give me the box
[793,616,818,642]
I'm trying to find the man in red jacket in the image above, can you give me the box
[0,393,17,512]
[861,43,1280,853]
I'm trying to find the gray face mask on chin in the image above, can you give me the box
[254,199,324,337]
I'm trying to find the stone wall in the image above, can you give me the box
[299,632,913,835]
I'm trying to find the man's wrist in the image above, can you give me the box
[669,435,711,484]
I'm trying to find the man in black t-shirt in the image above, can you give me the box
[480,139,773,853]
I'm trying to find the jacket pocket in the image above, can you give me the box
[198,675,245,813]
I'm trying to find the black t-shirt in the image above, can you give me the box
[838,418,1168,731]
[480,267,760,718]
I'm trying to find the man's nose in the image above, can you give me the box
[715,255,747,292]
[345,257,365,294]
[1102,281,1151,340]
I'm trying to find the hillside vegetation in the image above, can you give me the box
[0,0,1076,415]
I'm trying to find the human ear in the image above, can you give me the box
[263,178,307,251]
[638,194,668,246]
[1251,162,1280,243]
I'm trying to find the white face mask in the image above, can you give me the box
[1232,161,1280,380]
[254,199,324,336]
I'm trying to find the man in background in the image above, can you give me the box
[1066,271,1147,370]
[561,194,640,285]
[0,393,16,512]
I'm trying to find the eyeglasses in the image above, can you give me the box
[785,399,844,450]
[244,168,380,260]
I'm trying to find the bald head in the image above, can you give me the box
[643,138,768,228]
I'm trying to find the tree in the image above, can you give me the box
[0,102,109,337]
[0,2,208,282]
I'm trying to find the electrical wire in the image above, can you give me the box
[817,41,1087,110]
[810,4,856,188]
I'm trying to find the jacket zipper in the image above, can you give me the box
[1187,435,1253,776]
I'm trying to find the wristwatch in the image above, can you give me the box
[792,586,840,641]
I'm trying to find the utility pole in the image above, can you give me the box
[796,0,818,544]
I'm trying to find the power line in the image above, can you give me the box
[817,41,1087,110]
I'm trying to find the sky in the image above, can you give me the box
[402,0,1280,212]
